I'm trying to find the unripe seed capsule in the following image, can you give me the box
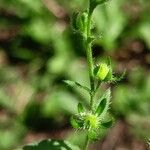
[85,113,99,129]
[94,63,110,81]
[104,68,113,81]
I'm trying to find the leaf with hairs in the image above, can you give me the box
[63,80,90,93]
[95,89,111,117]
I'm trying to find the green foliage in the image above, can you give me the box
[95,89,111,117]
[22,139,81,150]
[64,80,90,93]
[113,68,150,139]
[0,0,149,149]
[95,98,107,116]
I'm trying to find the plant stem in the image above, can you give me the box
[86,1,95,110]
[84,134,90,150]
[86,15,94,90]
[84,1,95,150]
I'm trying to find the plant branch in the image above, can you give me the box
[84,1,95,149]
[83,134,90,150]
[86,1,95,109]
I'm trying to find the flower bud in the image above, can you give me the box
[76,12,88,34]
[71,12,88,35]
[94,63,110,81]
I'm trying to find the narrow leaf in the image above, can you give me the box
[101,115,114,128]
[63,80,90,93]
[95,98,107,116]
[95,88,111,117]
[71,12,79,31]
[70,116,80,129]
[101,118,113,128]
[78,102,84,113]
[70,116,84,129]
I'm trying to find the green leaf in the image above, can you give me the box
[70,116,84,129]
[95,89,111,117]
[63,80,90,93]
[22,139,81,150]
[88,129,98,141]
[71,12,80,31]
[95,98,107,116]
[77,103,85,113]
[104,67,113,82]
[71,117,80,129]
[101,117,113,128]
[71,11,88,36]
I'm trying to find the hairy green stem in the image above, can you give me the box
[84,1,95,150]
[86,15,94,89]
[83,134,90,150]
[86,1,95,108]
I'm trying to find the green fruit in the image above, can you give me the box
[104,68,113,81]
[94,63,110,81]
[85,113,99,129]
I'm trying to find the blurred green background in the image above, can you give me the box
[0,0,149,149]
